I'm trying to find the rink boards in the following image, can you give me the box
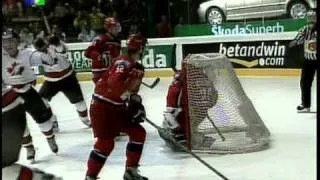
[36,32,303,83]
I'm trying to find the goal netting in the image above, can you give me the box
[182,53,270,154]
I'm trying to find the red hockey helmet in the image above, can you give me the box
[104,17,121,32]
[126,34,148,51]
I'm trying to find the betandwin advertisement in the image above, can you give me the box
[182,40,304,68]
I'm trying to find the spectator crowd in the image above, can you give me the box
[3,0,185,45]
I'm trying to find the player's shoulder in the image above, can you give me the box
[93,34,109,41]
[91,35,104,43]
[18,48,36,58]
[113,55,132,67]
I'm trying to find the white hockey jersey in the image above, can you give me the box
[2,80,24,113]
[2,48,37,93]
[30,41,73,82]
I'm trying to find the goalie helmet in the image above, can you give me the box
[126,34,148,51]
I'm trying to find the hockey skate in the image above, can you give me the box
[297,104,311,113]
[47,136,58,153]
[85,176,98,180]
[81,118,92,128]
[124,167,148,180]
[25,145,36,163]
[52,120,60,133]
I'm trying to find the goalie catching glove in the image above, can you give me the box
[125,94,146,124]
[162,108,182,130]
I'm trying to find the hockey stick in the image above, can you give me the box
[141,77,160,89]
[33,5,51,34]
[171,43,178,73]
[206,112,225,141]
[143,117,229,180]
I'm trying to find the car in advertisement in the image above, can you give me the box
[197,0,317,25]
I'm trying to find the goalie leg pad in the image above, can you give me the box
[157,128,186,152]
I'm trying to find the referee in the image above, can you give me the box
[289,10,317,113]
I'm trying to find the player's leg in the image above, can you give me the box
[61,72,91,127]
[2,103,26,168]
[121,123,148,180]
[21,125,36,163]
[298,61,316,112]
[39,80,60,131]
[85,98,120,179]
[2,164,62,180]
[20,87,58,153]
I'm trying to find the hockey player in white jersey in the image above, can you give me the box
[2,28,59,163]
[2,81,62,180]
[31,36,91,128]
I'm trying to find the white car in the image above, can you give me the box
[198,0,317,25]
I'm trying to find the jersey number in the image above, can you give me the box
[116,64,125,73]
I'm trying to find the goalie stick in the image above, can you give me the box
[141,78,160,89]
[143,117,229,180]
[207,112,226,141]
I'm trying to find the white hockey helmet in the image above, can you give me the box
[2,27,19,56]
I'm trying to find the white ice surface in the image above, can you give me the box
[13,77,316,180]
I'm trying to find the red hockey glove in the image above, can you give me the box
[125,94,146,124]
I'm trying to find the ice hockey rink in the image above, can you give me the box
[16,76,317,180]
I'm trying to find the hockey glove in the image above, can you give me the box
[126,94,146,124]
[162,108,182,129]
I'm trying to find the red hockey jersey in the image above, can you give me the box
[166,77,184,111]
[85,33,121,72]
[93,55,143,105]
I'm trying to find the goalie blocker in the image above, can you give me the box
[161,53,270,154]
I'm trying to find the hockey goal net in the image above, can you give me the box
[182,53,270,154]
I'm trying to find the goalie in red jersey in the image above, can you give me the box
[85,34,148,180]
[85,17,122,84]
[162,71,187,145]
[162,68,218,151]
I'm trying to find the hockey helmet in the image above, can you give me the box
[104,17,121,33]
[2,27,19,56]
[33,37,48,52]
[126,34,148,52]
[2,27,19,40]
[306,10,316,23]
[174,70,183,81]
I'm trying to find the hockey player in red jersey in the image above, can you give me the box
[162,68,217,150]
[85,34,148,180]
[85,17,122,84]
